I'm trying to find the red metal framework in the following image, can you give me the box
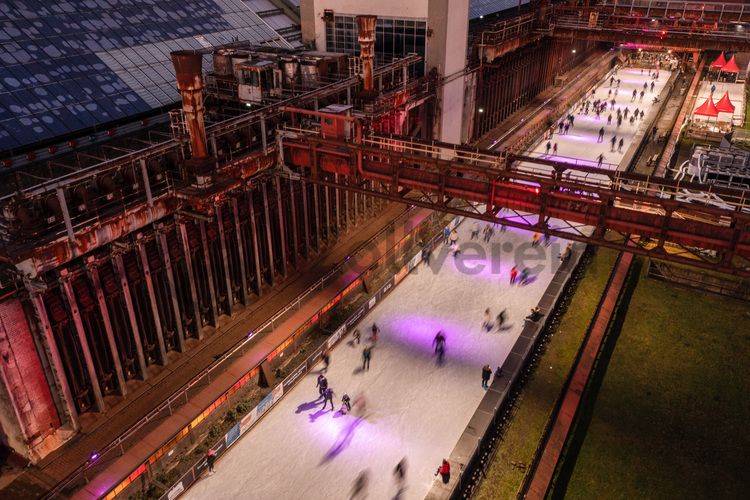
[278,110,750,276]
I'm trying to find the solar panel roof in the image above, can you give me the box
[0,0,301,153]
[469,0,530,20]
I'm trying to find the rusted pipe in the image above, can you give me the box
[357,15,377,93]
[171,50,209,159]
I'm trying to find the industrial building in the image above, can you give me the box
[0,1,748,499]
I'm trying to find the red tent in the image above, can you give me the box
[710,52,727,69]
[694,96,719,117]
[715,92,735,113]
[720,55,740,74]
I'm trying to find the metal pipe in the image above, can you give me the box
[357,15,377,93]
[170,51,209,159]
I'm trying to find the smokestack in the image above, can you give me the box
[357,15,377,94]
[170,50,209,160]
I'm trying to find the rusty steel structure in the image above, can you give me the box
[278,110,750,276]
[356,15,378,94]
[0,44,427,463]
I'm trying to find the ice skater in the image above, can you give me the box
[433,331,446,364]
[422,244,431,266]
[519,267,530,285]
[618,138,624,152]
[207,448,216,475]
[496,309,507,330]
[353,328,361,345]
[639,90,645,102]
[443,226,450,245]
[610,135,617,152]
[631,89,637,102]
[597,127,604,143]
[510,265,518,285]
[650,81,655,92]
[553,142,558,156]
[532,232,540,247]
[370,323,379,344]
[340,393,351,413]
[481,364,492,389]
[559,243,573,262]
[482,224,494,242]
[607,114,612,125]
[362,345,372,371]
[596,153,605,167]
[482,308,493,332]
[321,349,331,372]
[316,373,328,397]
[351,469,370,500]
[470,221,480,240]
[449,229,458,247]
[322,387,335,411]
[545,141,551,156]
[394,457,407,487]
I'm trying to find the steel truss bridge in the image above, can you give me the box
[279,110,750,277]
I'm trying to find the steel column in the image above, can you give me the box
[59,274,106,413]
[301,179,310,256]
[274,177,288,277]
[231,198,250,304]
[334,175,341,234]
[248,190,264,295]
[313,184,321,250]
[178,221,204,338]
[215,203,235,315]
[29,291,80,429]
[136,239,168,364]
[112,252,148,377]
[86,261,127,395]
[324,185,331,243]
[288,176,299,268]
[262,182,276,285]
[139,158,153,207]
[156,227,185,351]
[199,221,219,322]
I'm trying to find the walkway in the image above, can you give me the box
[524,250,635,499]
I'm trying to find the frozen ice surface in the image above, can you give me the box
[182,223,567,500]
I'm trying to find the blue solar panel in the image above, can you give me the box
[0,0,300,153]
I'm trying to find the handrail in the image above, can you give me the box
[44,202,418,499]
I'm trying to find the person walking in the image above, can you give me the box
[496,309,507,330]
[481,364,493,389]
[433,331,446,364]
[362,345,372,371]
[618,138,624,153]
[207,449,216,475]
[510,265,518,285]
[435,459,451,484]
[322,387,335,411]
[316,373,328,397]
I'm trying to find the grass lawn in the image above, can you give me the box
[475,248,619,500]
[560,260,750,500]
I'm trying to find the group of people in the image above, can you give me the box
[509,265,533,286]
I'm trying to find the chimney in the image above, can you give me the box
[356,15,377,94]
[171,50,214,183]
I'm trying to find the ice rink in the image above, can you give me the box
[520,67,672,184]
[181,65,662,500]
[182,221,568,500]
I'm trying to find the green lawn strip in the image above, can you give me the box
[564,260,750,500]
[475,248,619,500]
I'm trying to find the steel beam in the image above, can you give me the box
[199,220,220,323]
[248,190,264,295]
[112,252,148,378]
[86,260,127,396]
[156,226,185,351]
[178,221,204,338]
[274,176,288,277]
[301,179,310,257]
[215,203,235,315]
[28,291,80,429]
[262,182,276,285]
[59,274,106,413]
[288,176,299,268]
[136,239,168,364]
[231,197,250,304]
